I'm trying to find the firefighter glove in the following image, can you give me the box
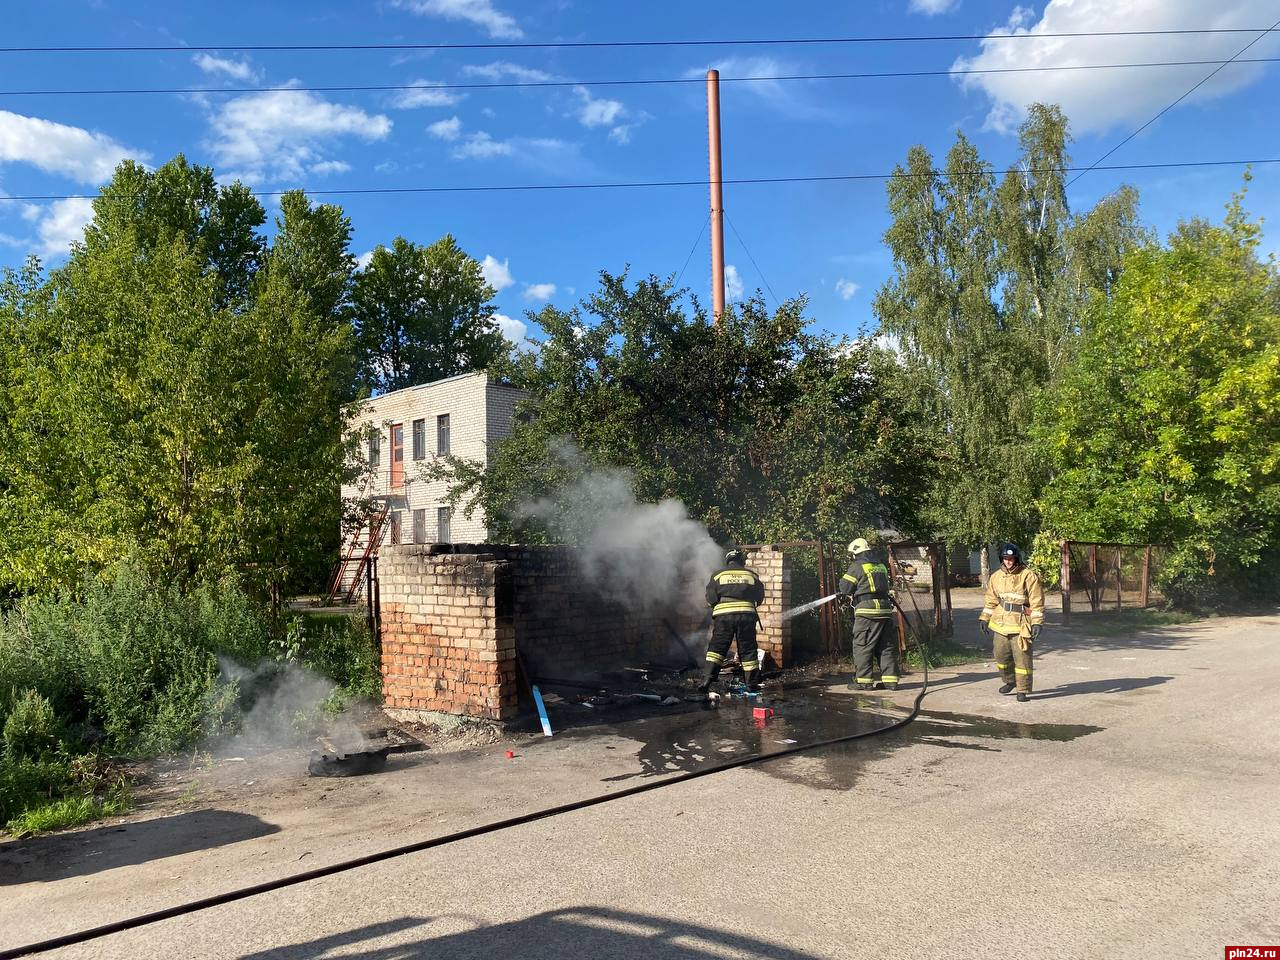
[1031,624,1042,641]
[979,619,991,637]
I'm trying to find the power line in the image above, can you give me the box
[1070,19,1280,185]
[1,158,1275,204]
[0,27,1274,54]
[674,214,710,290]
[4,57,1277,98]
[725,213,779,307]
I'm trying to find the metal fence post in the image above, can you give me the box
[1140,545,1152,608]
[1115,546,1123,611]
[1088,544,1100,613]
[1060,540,1071,624]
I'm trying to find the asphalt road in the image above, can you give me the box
[7,606,1280,960]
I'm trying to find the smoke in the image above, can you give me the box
[214,656,369,755]
[518,442,724,616]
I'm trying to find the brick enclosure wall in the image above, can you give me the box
[745,546,792,669]
[379,543,796,721]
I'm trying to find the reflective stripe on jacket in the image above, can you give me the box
[980,565,1045,635]
[838,555,894,619]
[705,564,765,617]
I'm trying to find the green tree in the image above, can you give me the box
[875,105,1146,571]
[0,160,360,598]
[432,272,933,546]
[352,235,506,392]
[1037,181,1280,608]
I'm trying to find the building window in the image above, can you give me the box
[437,506,451,544]
[388,511,402,545]
[412,419,425,460]
[412,508,426,544]
[368,429,380,467]
[436,414,450,456]
[390,423,404,490]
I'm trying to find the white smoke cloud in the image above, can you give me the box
[517,443,723,616]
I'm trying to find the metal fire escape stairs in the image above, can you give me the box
[325,501,390,605]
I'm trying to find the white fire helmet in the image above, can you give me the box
[847,538,871,555]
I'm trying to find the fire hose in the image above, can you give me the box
[0,610,930,960]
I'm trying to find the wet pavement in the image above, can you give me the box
[536,674,1103,789]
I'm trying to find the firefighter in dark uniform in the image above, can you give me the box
[700,548,766,696]
[838,537,899,691]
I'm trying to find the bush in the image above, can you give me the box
[293,613,381,701]
[1027,532,1062,590]
[1156,543,1280,612]
[3,689,62,759]
[0,565,382,834]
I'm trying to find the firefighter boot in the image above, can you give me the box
[999,682,1016,695]
[1016,692,1029,702]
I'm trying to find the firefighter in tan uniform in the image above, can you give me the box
[979,543,1044,702]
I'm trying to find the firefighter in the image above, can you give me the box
[700,548,766,696]
[979,543,1045,702]
[838,538,899,691]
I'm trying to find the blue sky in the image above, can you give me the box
[2,0,1278,344]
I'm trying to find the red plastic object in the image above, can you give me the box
[504,750,515,759]
[752,707,774,720]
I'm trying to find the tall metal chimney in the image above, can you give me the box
[706,69,726,326]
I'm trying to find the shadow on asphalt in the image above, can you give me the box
[0,810,280,884]
[238,907,827,960]
[1032,676,1174,700]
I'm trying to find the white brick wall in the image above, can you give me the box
[340,372,527,544]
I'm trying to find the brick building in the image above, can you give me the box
[341,371,525,546]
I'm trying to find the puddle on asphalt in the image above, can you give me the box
[552,677,1102,792]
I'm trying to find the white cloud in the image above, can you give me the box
[428,116,463,140]
[0,110,144,184]
[34,197,94,259]
[481,254,514,290]
[725,264,744,300]
[450,131,512,159]
[909,0,959,14]
[574,86,625,128]
[355,250,375,269]
[523,282,555,302]
[836,278,860,300]
[608,125,634,145]
[205,87,392,181]
[309,160,351,176]
[192,54,257,81]
[953,0,1280,135]
[392,81,463,109]
[492,312,529,344]
[462,61,554,83]
[391,0,522,39]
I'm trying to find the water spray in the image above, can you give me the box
[779,593,839,622]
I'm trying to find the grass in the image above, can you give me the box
[905,636,986,669]
[1065,607,1200,637]
[6,782,132,835]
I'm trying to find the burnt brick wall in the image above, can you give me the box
[378,550,518,720]
[379,543,795,721]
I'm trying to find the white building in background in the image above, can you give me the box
[341,371,525,546]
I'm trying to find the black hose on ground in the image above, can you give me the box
[0,625,929,960]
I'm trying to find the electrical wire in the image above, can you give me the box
[4,57,1277,97]
[0,642,930,959]
[673,213,709,290]
[1069,19,1280,185]
[725,213,780,307]
[0,27,1270,54]
[1,158,1275,204]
